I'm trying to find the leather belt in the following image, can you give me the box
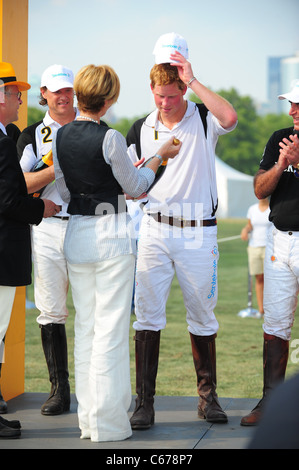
[52,216,69,220]
[150,212,217,228]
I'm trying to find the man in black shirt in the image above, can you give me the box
[241,80,299,426]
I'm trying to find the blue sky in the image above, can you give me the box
[28,0,299,119]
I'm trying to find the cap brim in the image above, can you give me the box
[278,92,299,102]
[0,80,31,91]
[155,54,182,65]
[154,49,189,65]
[44,82,73,92]
[278,93,288,100]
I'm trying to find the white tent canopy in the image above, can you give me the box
[215,156,257,218]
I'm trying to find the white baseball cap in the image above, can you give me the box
[41,64,74,92]
[278,79,299,103]
[153,32,189,64]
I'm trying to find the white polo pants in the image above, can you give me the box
[0,286,16,363]
[133,215,219,336]
[68,254,135,442]
[31,218,69,325]
[263,227,299,341]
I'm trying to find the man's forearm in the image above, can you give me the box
[254,166,284,199]
[190,80,238,129]
[23,166,55,193]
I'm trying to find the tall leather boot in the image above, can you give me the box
[190,333,228,423]
[240,333,289,426]
[0,383,7,415]
[0,338,21,432]
[130,330,160,430]
[0,339,7,414]
[40,324,70,416]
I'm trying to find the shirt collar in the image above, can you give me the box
[145,100,195,129]
[43,107,79,126]
[0,122,7,134]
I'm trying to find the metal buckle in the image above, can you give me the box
[177,217,187,228]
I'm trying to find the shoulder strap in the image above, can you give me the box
[195,104,217,216]
[126,116,147,159]
[196,103,208,138]
[17,120,42,159]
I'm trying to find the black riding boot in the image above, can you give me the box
[40,324,70,415]
[0,339,21,430]
[0,339,7,414]
[130,330,160,430]
[0,385,7,415]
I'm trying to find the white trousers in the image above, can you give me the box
[31,218,69,325]
[0,286,16,363]
[68,254,135,442]
[133,215,219,336]
[263,227,299,341]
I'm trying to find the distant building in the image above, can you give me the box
[267,57,286,114]
[266,52,299,115]
[280,53,299,113]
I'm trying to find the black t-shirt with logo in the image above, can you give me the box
[260,126,299,231]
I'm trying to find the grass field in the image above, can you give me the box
[24,218,299,399]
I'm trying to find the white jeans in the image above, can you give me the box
[68,254,135,442]
[133,215,219,336]
[0,286,16,362]
[263,227,299,341]
[31,218,69,325]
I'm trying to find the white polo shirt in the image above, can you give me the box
[128,101,236,220]
[0,122,6,134]
[19,109,79,217]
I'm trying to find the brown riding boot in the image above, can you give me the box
[190,333,228,423]
[130,330,160,430]
[240,333,289,426]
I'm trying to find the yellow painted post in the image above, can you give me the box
[0,0,29,131]
[0,0,29,400]
[1,288,26,400]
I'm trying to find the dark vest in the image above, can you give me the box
[56,121,126,215]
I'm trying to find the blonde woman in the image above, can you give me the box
[53,64,180,442]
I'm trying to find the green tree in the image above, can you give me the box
[28,92,294,176]
[189,88,293,176]
[107,115,147,137]
[255,112,293,157]
[27,106,44,126]
[189,88,261,175]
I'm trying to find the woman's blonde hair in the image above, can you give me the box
[74,64,120,113]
